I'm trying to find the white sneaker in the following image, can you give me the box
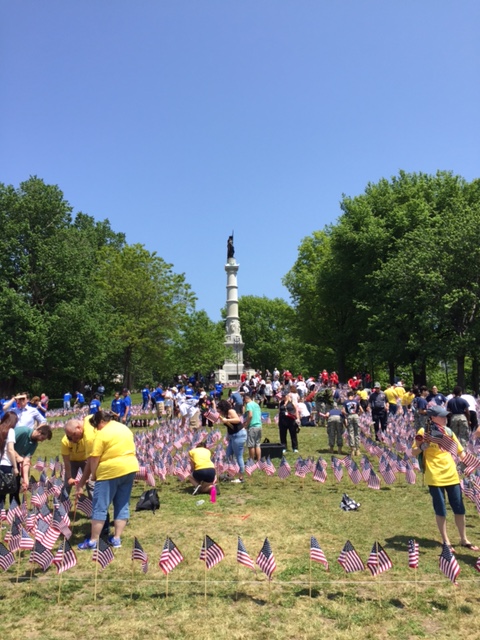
[293,449,299,453]
[231,478,242,484]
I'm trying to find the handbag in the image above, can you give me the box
[0,470,16,494]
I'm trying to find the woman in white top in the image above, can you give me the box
[0,411,19,509]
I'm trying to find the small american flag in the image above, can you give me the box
[313,458,327,483]
[405,461,417,485]
[379,462,396,485]
[31,485,48,508]
[204,409,220,424]
[295,457,308,478]
[29,540,54,572]
[132,537,148,574]
[277,457,291,480]
[408,539,419,569]
[159,537,184,575]
[256,538,276,579]
[53,539,77,574]
[237,536,255,570]
[6,498,22,525]
[200,535,225,570]
[331,456,343,482]
[0,542,15,571]
[19,528,34,550]
[92,538,115,570]
[35,517,60,550]
[424,426,458,456]
[463,452,480,476]
[439,543,460,585]
[367,469,381,490]
[310,536,329,571]
[344,457,362,485]
[263,456,276,476]
[52,503,72,539]
[76,494,93,518]
[338,540,365,573]
[8,517,22,553]
[366,542,392,576]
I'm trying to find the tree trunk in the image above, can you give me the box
[472,356,479,395]
[456,354,465,390]
[388,362,395,385]
[412,358,426,386]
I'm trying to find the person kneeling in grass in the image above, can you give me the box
[188,444,217,496]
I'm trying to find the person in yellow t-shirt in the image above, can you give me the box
[401,388,415,416]
[413,405,478,552]
[384,384,400,416]
[61,416,96,491]
[76,410,139,550]
[188,444,216,495]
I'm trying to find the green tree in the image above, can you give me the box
[235,295,306,373]
[95,244,196,389]
[164,310,227,382]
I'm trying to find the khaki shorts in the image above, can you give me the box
[246,427,262,447]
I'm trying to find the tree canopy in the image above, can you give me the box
[284,171,480,389]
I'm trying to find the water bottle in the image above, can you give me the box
[210,485,217,503]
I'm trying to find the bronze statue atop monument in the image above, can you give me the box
[227,234,235,260]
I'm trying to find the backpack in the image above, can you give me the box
[135,488,160,513]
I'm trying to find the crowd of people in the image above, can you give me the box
[1,369,480,552]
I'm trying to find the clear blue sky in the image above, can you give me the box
[1,1,479,321]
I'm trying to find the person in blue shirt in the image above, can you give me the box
[89,394,101,415]
[215,382,224,400]
[141,386,150,411]
[120,388,132,425]
[427,385,447,406]
[153,385,164,418]
[185,384,195,396]
[63,392,72,411]
[74,391,85,408]
[111,391,122,419]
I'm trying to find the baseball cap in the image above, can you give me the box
[374,382,381,388]
[427,405,450,418]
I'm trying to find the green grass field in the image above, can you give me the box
[2,406,480,640]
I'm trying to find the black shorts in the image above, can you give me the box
[193,468,216,483]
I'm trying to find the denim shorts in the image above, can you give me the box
[92,472,136,521]
[428,484,465,517]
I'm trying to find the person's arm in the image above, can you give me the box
[21,456,31,491]
[88,456,100,481]
[244,409,253,429]
[6,442,18,475]
[76,458,92,494]
[3,397,15,411]
[63,454,72,484]
[221,409,241,428]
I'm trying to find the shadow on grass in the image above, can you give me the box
[384,535,439,552]
[389,597,405,608]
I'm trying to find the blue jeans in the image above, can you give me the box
[92,472,136,521]
[226,429,247,474]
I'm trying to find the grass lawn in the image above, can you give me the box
[2,405,480,640]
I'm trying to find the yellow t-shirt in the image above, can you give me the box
[384,387,399,404]
[395,386,405,399]
[60,416,96,461]
[189,447,214,471]
[402,391,414,407]
[358,389,368,401]
[91,421,139,481]
[417,427,462,486]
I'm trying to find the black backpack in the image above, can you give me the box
[135,488,160,513]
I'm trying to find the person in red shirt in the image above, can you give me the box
[320,370,329,385]
[329,371,339,386]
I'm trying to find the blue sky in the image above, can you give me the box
[1,1,479,321]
